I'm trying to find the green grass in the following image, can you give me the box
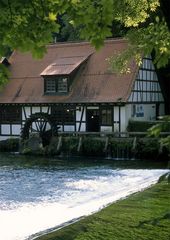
[36,180,170,240]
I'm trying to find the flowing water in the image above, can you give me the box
[0,153,169,240]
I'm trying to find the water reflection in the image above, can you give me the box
[0,152,168,169]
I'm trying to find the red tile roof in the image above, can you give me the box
[0,39,138,104]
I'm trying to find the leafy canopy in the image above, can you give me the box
[0,0,169,84]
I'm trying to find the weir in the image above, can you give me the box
[106,138,135,160]
[19,131,170,160]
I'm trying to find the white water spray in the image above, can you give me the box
[0,168,168,240]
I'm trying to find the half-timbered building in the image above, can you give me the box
[0,39,165,141]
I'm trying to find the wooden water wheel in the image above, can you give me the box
[21,113,58,146]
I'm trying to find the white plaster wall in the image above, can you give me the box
[159,104,165,116]
[22,107,31,120]
[125,103,165,124]
[22,106,50,121]
[128,89,164,103]
[100,126,112,132]
[120,106,126,132]
[114,124,119,132]
[76,107,86,121]
[143,104,156,120]
[64,125,75,132]
[129,91,135,102]
[12,125,21,135]
[125,105,132,131]
[32,106,41,114]
[159,93,164,102]
[113,106,119,132]
[41,106,50,113]
[76,122,86,132]
[1,125,10,135]
[131,104,156,121]
[114,107,119,121]
[22,106,51,120]
[76,107,86,132]
[128,57,164,103]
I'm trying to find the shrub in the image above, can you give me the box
[135,138,160,160]
[0,138,19,152]
[61,137,79,155]
[109,138,134,159]
[127,120,157,132]
[82,137,105,157]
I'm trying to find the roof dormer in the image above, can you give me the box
[41,54,91,95]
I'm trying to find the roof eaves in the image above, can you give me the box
[123,64,139,102]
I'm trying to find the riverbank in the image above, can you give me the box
[35,178,170,240]
[0,133,169,160]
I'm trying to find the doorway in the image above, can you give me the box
[86,109,100,132]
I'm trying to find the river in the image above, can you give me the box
[0,153,169,240]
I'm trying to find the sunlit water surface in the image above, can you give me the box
[0,154,169,240]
